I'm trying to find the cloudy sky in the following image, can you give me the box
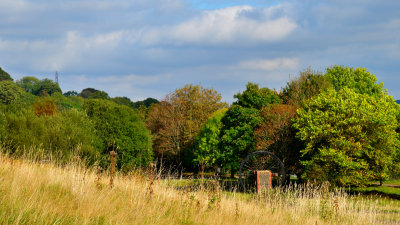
[1,0,399,102]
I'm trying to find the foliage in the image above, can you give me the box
[33,97,57,117]
[218,106,262,174]
[0,67,13,81]
[3,107,100,162]
[293,88,400,186]
[79,88,109,99]
[0,81,26,105]
[147,84,227,168]
[16,76,39,93]
[234,82,281,109]
[218,83,281,175]
[193,108,227,169]
[50,92,84,111]
[134,97,159,108]
[84,99,152,170]
[325,65,384,97]
[254,104,303,175]
[111,96,135,108]
[63,90,78,97]
[281,69,332,106]
[33,78,62,96]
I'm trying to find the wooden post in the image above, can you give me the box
[148,163,154,199]
[110,150,117,188]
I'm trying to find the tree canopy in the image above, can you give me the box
[293,88,399,186]
[0,67,13,81]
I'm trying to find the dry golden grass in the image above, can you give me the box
[0,153,399,225]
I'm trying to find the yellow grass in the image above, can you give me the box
[0,154,399,225]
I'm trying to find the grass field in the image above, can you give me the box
[1,154,400,224]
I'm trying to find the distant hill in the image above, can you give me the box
[396,100,400,104]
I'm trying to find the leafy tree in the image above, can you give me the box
[134,97,159,108]
[0,67,13,81]
[88,90,109,99]
[281,69,332,106]
[325,65,384,97]
[147,84,227,168]
[254,104,303,176]
[79,88,109,99]
[234,82,281,109]
[193,108,227,172]
[16,76,40,93]
[33,79,62,96]
[3,107,100,163]
[293,88,399,186]
[112,96,135,108]
[84,99,152,171]
[63,90,78,97]
[218,82,281,177]
[0,81,26,104]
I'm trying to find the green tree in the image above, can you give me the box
[218,82,281,177]
[112,96,135,108]
[325,65,384,97]
[147,84,227,168]
[234,82,281,109]
[134,97,159,108]
[293,88,399,186]
[193,108,227,172]
[79,88,109,99]
[16,76,40,93]
[281,69,332,106]
[84,99,152,171]
[0,81,26,104]
[33,79,62,96]
[0,67,13,81]
[63,90,78,97]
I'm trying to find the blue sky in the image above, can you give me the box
[1,0,399,102]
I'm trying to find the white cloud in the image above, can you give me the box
[139,5,297,45]
[233,58,299,71]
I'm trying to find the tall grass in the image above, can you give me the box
[0,152,399,224]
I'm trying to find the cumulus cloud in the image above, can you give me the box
[139,6,297,45]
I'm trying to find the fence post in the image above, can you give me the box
[110,150,117,188]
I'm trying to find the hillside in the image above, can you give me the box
[1,154,400,225]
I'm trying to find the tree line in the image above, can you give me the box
[0,66,399,186]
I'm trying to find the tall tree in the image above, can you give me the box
[147,84,227,167]
[33,79,62,96]
[84,99,153,171]
[293,88,399,186]
[16,76,40,93]
[218,82,281,177]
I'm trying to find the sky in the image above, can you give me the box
[1,0,399,102]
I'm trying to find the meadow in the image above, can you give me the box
[1,153,400,225]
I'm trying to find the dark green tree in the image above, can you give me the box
[218,82,281,177]
[63,90,78,97]
[0,67,13,81]
[33,79,62,96]
[134,97,159,108]
[84,99,153,171]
